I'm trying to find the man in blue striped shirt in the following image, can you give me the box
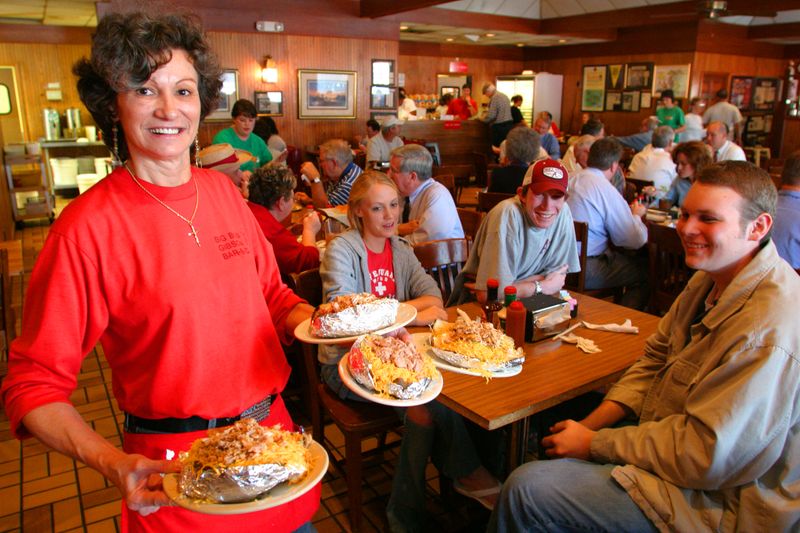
[297,139,363,208]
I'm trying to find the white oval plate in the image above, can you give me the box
[294,302,417,345]
[163,440,328,515]
[337,351,443,407]
[411,332,523,378]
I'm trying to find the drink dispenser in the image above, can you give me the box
[43,108,60,140]
[63,108,82,139]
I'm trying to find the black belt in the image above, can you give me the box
[124,394,275,434]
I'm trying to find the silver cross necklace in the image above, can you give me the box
[125,162,201,247]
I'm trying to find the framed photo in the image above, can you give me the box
[298,69,357,119]
[606,64,625,90]
[624,62,654,91]
[730,76,754,110]
[370,85,396,109]
[700,71,728,100]
[254,91,283,116]
[652,64,691,99]
[753,78,781,112]
[206,69,238,121]
[605,91,622,111]
[370,111,396,122]
[622,90,640,112]
[581,65,606,112]
[372,59,395,86]
[640,92,652,109]
[440,86,460,98]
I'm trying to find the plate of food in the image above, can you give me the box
[423,310,525,378]
[338,334,443,406]
[294,294,417,344]
[163,419,328,515]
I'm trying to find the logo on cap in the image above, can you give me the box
[542,166,564,180]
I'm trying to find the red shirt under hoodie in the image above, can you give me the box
[1,167,318,532]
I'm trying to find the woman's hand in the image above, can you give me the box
[301,211,322,246]
[294,191,312,205]
[412,306,448,326]
[108,453,180,516]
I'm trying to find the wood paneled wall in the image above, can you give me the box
[398,55,525,102]
[200,32,397,152]
[0,42,90,142]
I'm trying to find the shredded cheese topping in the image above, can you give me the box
[357,334,437,397]
[431,314,523,367]
[181,418,310,482]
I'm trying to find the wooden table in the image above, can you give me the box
[0,240,23,276]
[418,294,660,468]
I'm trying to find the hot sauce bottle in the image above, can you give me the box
[483,278,503,329]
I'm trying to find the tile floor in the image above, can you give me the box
[0,194,494,533]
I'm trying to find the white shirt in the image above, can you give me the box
[715,140,747,162]
[366,134,404,163]
[398,98,418,121]
[627,145,677,199]
[680,113,705,142]
[405,178,464,245]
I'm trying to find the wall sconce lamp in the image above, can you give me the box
[262,56,278,83]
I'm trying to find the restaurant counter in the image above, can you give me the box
[401,119,491,165]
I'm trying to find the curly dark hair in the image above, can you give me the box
[73,10,222,161]
[248,166,297,210]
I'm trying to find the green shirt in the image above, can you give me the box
[656,106,685,141]
[211,127,272,172]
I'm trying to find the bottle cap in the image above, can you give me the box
[504,286,517,295]
[509,301,524,310]
[487,278,499,288]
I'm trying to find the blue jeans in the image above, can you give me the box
[488,459,657,533]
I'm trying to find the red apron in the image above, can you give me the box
[120,395,321,533]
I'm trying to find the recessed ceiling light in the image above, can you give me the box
[446,37,454,42]
[516,43,525,47]
[558,39,567,43]
[485,33,495,37]
[400,25,409,30]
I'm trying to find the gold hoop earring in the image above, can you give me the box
[112,123,121,167]
[194,137,200,167]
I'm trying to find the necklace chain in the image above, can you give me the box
[125,163,201,247]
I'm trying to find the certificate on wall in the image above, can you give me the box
[582,65,606,112]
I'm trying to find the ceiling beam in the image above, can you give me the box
[541,1,699,34]
[748,22,800,40]
[360,0,451,19]
[386,7,541,34]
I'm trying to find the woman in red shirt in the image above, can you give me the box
[248,166,322,274]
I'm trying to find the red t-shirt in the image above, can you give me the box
[366,239,396,298]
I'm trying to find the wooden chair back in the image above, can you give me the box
[565,221,588,293]
[477,191,513,213]
[285,145,303,177]
[434,164,474,203]
[292,268,401,532]
[413,238,470,302]
[431,173,457,202]
[472,151,490,188]
[456,208,483,242]
[647,224,693,315]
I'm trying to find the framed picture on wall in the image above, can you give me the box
[370,85,396,109]
[640,92,652,109]
[370,111,396,122]
[581,65,606,112]
[753,78,781,112]
[254,91,283,116]
[700,71,728,100]
[606,64,625,90]
[605,91,622,111]
[372,59,395,86]
[624,62,654,91]
[730,76,754,110]
[298,69,357,119]
[652,64,691,98]
[206,69,238,120]
[622,90,640,112]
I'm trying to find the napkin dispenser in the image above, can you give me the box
[519,294,572,342]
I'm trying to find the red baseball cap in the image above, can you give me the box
[521,159,568,195]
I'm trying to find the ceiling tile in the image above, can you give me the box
[577,0,616,13]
